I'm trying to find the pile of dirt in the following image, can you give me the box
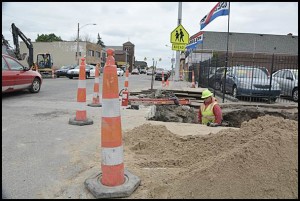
[124,115,298,199]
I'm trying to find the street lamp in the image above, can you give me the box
[76,23,97,65]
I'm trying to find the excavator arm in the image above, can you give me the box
[11,23,34,67]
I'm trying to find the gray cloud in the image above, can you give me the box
[2,2,298,69]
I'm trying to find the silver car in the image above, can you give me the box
[272,69,298,102]
[220,66,281,101]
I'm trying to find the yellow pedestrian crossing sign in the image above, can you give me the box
[170,24,189,44]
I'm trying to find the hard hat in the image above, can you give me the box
[201,89,213,99]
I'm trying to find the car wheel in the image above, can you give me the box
[86,73,90,79]
[56,75,59,78]
[292,88,298,102]
[232,85,237,98]
[29,78,41,93]
[214,81,220,90]
[69,76,73,79]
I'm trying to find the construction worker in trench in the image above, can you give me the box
[198,89,223,125]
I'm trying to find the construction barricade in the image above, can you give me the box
[85,49,140,199]
[88,63,102,107]
[69,58,93,126]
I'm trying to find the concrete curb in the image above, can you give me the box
[84,169,141,198]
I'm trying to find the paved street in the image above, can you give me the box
[2,74,161,198]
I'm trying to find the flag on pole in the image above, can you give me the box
[186,31,204,53]
[200,2,229,30]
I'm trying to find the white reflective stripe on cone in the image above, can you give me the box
[77,80,86,89]
[102,98,121,118]
[93,92,100,98]
[77,101,86,111]
[94,77,100,84]
[101,146,124,166]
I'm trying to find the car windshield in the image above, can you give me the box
[61,66,69,69]
[235,68,268,79]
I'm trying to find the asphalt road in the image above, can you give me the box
[1,73,161,199]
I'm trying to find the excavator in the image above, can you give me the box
[2,23,53,78]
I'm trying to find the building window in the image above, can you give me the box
[95,51,100,58]
[88,50,94,57]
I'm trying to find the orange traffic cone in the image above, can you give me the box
[121,69,129,106]
[162,71,165,87]
[69,58,93,126]
[85,49,140,198]
[88,63,102,107]
[191,70,195,88]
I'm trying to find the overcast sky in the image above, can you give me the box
[2,2,298,69]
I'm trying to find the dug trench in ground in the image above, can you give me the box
[134,88,298,127]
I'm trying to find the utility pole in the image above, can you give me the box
[174,2,182,81]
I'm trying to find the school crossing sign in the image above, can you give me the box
[170,24,189,51]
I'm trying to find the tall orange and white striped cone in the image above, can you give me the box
[191,70,195,88]
[121,69,129,106]
[166,78,169,87]
[88,63,102,107]
[162,71,165,87]
[85,49,140,199]
[69,58,93,126]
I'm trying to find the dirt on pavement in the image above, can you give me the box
[124,115,298,199]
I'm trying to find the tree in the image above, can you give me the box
[70,33,95,43]
[36,33,63,42]
[97,33,105,48]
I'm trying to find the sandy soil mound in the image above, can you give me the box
[124,115,298,199]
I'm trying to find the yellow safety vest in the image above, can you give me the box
[200,98,218,125]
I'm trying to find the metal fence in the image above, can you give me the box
[190,53,298,104]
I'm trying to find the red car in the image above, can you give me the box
[2,54,43,93]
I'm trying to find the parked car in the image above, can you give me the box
[140,68,147,74]
[55,64,76,78]
[117,68,124,76]
[66,64,94,79]
[155,68,170,81]
[147,69,154,75]
[131,68,140,75]
[272,69,298,102]
[89,65,101,77]
[2,53,42,93]
[220,66,281,101]
[208,67,226,90]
